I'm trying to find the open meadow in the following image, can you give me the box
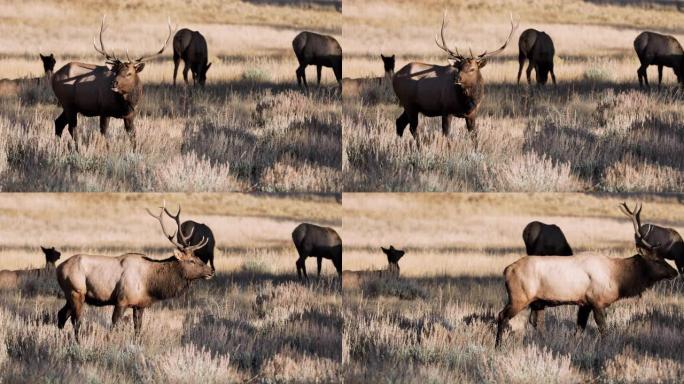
[0,0,341,192]
[0,193,342,383]
[342,0,684,192]
[342,193,684,382]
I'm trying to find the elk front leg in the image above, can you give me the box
[576,305,591,330]
[111,305,125,329]
[550,63,557,86]
[124,117,136,150]
[466,116,478,147]
[70,291,85,343]
[593,306,607,333]
[517,54,525,84]
[133,308,144,336]
[296,258,308,280]
[441,114,451,135]
[637,64,649,87]
[182,64,190,86]
[100,116,110,136]
[296,65,308,88]
[496,300,527,348]
[173,54,180,86]
[658,65,663,87]
[526,63,533,85]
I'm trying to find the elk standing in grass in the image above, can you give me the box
[51,16,173,149]
[342,246,405,290]
[292,31,342,88]
[495,202,678,348]
[634,31,684,87]
[517,29,556,86]
[0,246,61,288]
[173,28,211,87]
[621,202,684,273]
[162,203,216,272]
[392,11,517,144]
[292,223,341,280]
[56,203,212,342]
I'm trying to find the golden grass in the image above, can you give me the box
[343,192,684,382]
[342,0,684,192]
[0,0,341,192]
[0,193,341,382]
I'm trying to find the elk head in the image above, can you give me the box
[381,54,395,76]
[435,11,517,90]
[40,245,61,266]
[196,63,212,87]
[381,245,405,274]
[93,15,173,99]
[147,202,213,280]
[39,53,56,75]
[620,202,678,280]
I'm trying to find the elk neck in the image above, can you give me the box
[145,258,191,301]
[614,255,663,298]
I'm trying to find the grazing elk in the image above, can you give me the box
[341,54,396,97]
[634,31,684,87]
[56,203,212,342]
[292,31,342,88]
[51,16,173,149]
[342,245,405,290]
[0,246,61,288]
[392,12,517,144]
[522,221,573,256]
[292,223,342,280]
[160,203,216,271]
[517,29,556,86]
[620,202,684,273]
[173,28,211,87]
[495,202,678,348]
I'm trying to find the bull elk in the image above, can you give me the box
[292,31,342,88]
[173,28,211,87]
[634,31,684,87]
[342,246,405,290]
[495,202,678,348]
[51,16,173,149]
[160,203,216,271]
[292,223,342,280]
[392,11,517,144]
[56,202,212,342]
[0,246,61,289]
[620,202,684,273]
[517,29,556,86]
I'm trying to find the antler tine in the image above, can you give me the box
[161,203,195,246]
[185,236,209,253]
[477,12,518,60]
[434,10,464,61]
[619,202,653,249]
[135,17,174,62]
[93,15,119,63]
[146,204,185,250]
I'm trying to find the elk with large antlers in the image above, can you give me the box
[56,202,212,342]
[620,202,684,273]
[160,203,216,271]
[495,202,677,348]
[392,11,517,144]
[51,15,173,149]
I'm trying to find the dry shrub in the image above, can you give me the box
[483,345,585,383]
[150,344,241,384]
[495,151,585,192]
[154,152,246,191]
[602,155,684,192]
[260,347,340,384]
[603,347,684,383]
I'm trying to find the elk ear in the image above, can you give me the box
[381,54,386,59]
[381,247,389,255]
[134,62,145,73]
[40,54,46,59]
[477,59,487,68]
[49,54,54,58]
[40,245,47,252]
[391,55,395,59]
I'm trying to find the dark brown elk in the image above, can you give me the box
[51,16,173,149]
[292,223,342,280]
[160,203,216,271]
[292,31,342,88]
[342,245,405,290]
[522,221,573,256]
[517,29,556,86]
[173,28,211,87]
[495,202,678,348]
[0,246,61,288]
[392,12,517,144]
[620,202,684,273]
[56,203,212,342]
[634,31,684,87]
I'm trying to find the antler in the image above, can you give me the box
[134,17,174,62]
[619,202,653,249]
[161,203,195,246]
[477,13,518,61]
[434,10,466,63]
[93,15,121,65]
[146,201,186,250]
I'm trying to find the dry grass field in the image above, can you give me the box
[342,193,684,382]
[342,0,684,192]
[0,0,341,192]
[0,193,342,383]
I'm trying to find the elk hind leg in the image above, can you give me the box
[111,305,125,329]
[70,291,85,343]
[576,305,591,330]
[396,110,409,137]
[517,54,525,84]
[441,115,451,136]
[637,64,649,87]
[173,55,180,86]
[57,303,71,329]
[496,300,527,348]
[658,65,663,87]
[55,111,68,137]
[592,306,607,334]
[316,65,322,86]
[317,256,322,277]
[133,308,144,337]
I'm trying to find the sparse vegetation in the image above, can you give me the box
[342,0,684,192]
[342,193,684,382]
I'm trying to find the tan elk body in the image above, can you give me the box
[495,202,678,347]
[56,203,212,342]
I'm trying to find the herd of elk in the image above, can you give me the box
[51,16,173,149]
[496,202,679,348]
[342,246,405,290]
[292,223,342,280]
[392,12,517,144]
[56,203,213,342]
[0,246,61,289]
